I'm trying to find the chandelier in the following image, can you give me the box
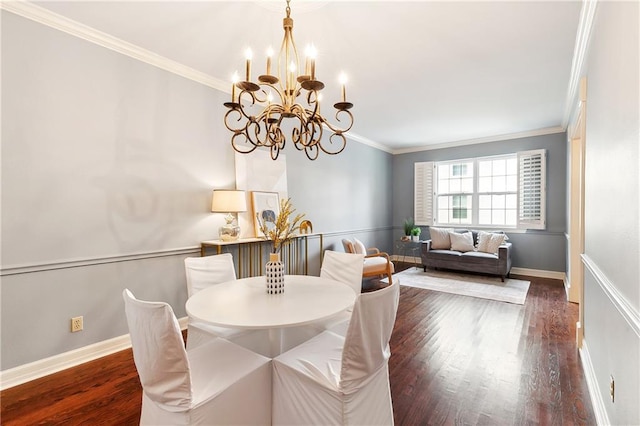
[223,0,354,161]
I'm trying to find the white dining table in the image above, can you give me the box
[185,274,356,356]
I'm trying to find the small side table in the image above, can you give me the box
[395,239,423,269]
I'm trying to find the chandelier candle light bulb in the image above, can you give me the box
[304,45,311,76]
[231,72,239,102]
[266,47,274,75]
[307,44,317,80]
[288,61,296,93]
[245,48,252,81]
[339,73,347,103]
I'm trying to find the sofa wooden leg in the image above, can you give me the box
[501,276,505,282]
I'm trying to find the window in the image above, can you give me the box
[477,156,518,226]
[414,149,546,229]
[436,160,473,225]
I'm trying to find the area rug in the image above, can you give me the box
[382,268,530,304]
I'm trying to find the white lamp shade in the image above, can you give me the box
[211,190,247,213]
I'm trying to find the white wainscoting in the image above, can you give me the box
[580,340,611,426]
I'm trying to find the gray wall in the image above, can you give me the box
[0,11,393,370]
[579,2,639,424]
[392,132,568,272]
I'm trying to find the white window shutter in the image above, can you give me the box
[415,162,434,226]
[518,149,546,229]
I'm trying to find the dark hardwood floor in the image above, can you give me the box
[1,264,595,425]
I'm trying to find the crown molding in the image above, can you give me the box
[1,0,230,92]
[344,131,393,154]
[391,126,566,155]
[562,0,598,128]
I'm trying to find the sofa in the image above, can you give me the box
[421,228,512,281]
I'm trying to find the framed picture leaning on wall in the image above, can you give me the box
[251,191,280,238]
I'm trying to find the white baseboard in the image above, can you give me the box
[0,317,189,391]
[563,275,571,300]
[580,339,610,425]
[510,267,565,280]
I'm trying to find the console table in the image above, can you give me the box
[201,233,323,278]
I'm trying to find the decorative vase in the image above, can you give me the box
[265,252,285,294]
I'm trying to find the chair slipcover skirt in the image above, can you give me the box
[272,281,400,425]
[272,332,394,425]
[140,338,272,425]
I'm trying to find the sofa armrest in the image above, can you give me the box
[498,242,512,259]
[423,240,432,251]
[497,242,512,278]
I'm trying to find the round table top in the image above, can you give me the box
[185,275,356,329]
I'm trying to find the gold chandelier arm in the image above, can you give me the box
[303,144,320,160]
[223,108,249,133]
[321,133,348,156]
[230,131,260,154]
[322,109,354,134]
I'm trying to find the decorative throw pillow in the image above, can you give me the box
[449,231,475,252]
[477,231,507,254]
[476,231,492,252]
[429,227,453,249]
[353,238,367,255]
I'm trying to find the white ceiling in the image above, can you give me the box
[29,0,583,152]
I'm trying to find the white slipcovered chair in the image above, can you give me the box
[320,250,365,294]
[318,250,364,336]
[272,279,400,425]
[184,254,270,356]
[122,289,272,425]
[343,238,395,285]
[279,250,365,352]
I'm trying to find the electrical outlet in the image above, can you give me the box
[609,375,615,403]
[71,316,83,332]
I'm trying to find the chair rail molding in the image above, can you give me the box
[582,254,640,337]
[0,247,200,276]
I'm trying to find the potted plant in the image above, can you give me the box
[257,198,305,294]
[257,198,305,254]
[403,218,415,241]
[410,227,421,242]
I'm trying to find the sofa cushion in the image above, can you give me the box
[426,249,463,261]
[449,231,475,252]
[461,251,499,260]
[363,256,395,274]
[477,231,507,254]
[429,227,453,249]
[458,251,500,266]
